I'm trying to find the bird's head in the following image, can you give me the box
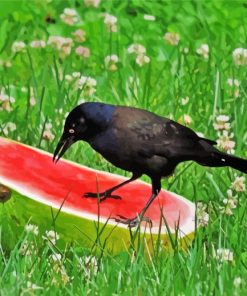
[53,102,115,163]
[53,105,88,163]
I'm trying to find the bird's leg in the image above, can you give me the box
[84,173,141,202]
[114,177,161,227]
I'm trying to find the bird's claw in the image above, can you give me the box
[114,214,153,228]
[83,192,121,202]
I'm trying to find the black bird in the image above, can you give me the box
[53,102,247,226]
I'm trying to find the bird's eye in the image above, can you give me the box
[69,129,75,134]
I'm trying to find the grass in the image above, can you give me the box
[0,0,247,295]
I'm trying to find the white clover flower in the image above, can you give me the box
[183,114,192,125]
[51,270,70,286]
[221,189,238,216]
[2,122,16,135]
[65,74,73,82]
[43,230,60,244]
[215,248,234,262]
[49,253,62,262]
[135,54,150,67]
[217,130,235,154]
[60,42,73,58]
[72,29,86,42]
[232,48,247,66]
[29,97,37,106]
[84,0,101,7]
[30,97,37,106]
[75,46,90,58]
[20,241,29,256]
[0,92,15,103]
[233,277,242,287]
[227,78,241,87]
[72,72,81,78]
[25,224,39,236]
[78,76,97,87]
[213,115,231,131]
[196,44,209,59]
[45,122,53,130]
[164,32,180,46]
[231,176,246,192]
[180,96,189,105]
[196,202,209,227]
[144,14,156,21]
[65,72,96,94]
[11,41,26,53]
[48,36,73,50]
[49,253,70,285]
[60,8,79,26]
[0,101,12,112]
[216,115,230,122]
[30,40,46,48]
[0,91,15,112]
[105,54,119,71]
[42,130,55,141]
[77,76,97,95]
[178,114,192,126]
[6,122,16,132]
[127,44,149,66]
[48,36,73,58]
[104,14,117,32]
[223,195,236,209]
[222,206,233,216]
[0,60,12,68]
[20,241,37,256]
[105,54,119,64]
[78,256,99,278]
[84,256,98,274]
[60,268,70,284]
[127,44,146,55]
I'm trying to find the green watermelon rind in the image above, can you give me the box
[0,189,195,253]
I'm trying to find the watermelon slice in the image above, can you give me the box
[0,137,195,253]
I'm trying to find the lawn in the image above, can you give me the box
[0,0,247,295]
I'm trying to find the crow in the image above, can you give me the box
[53,102,247,227]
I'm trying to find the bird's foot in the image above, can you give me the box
[114,214,153,228]
[83,191,121,202]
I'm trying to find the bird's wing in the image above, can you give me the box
[131,119,202,158]
[127,115,195,140]
[113,107,213,160]
[127,118,171,141]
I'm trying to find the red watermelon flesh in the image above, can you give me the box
[0,137,195,235]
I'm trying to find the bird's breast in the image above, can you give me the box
[89,129,140,172]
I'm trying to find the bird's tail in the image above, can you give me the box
[197,151,247,174]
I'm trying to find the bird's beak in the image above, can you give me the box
[53,134,75,163]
